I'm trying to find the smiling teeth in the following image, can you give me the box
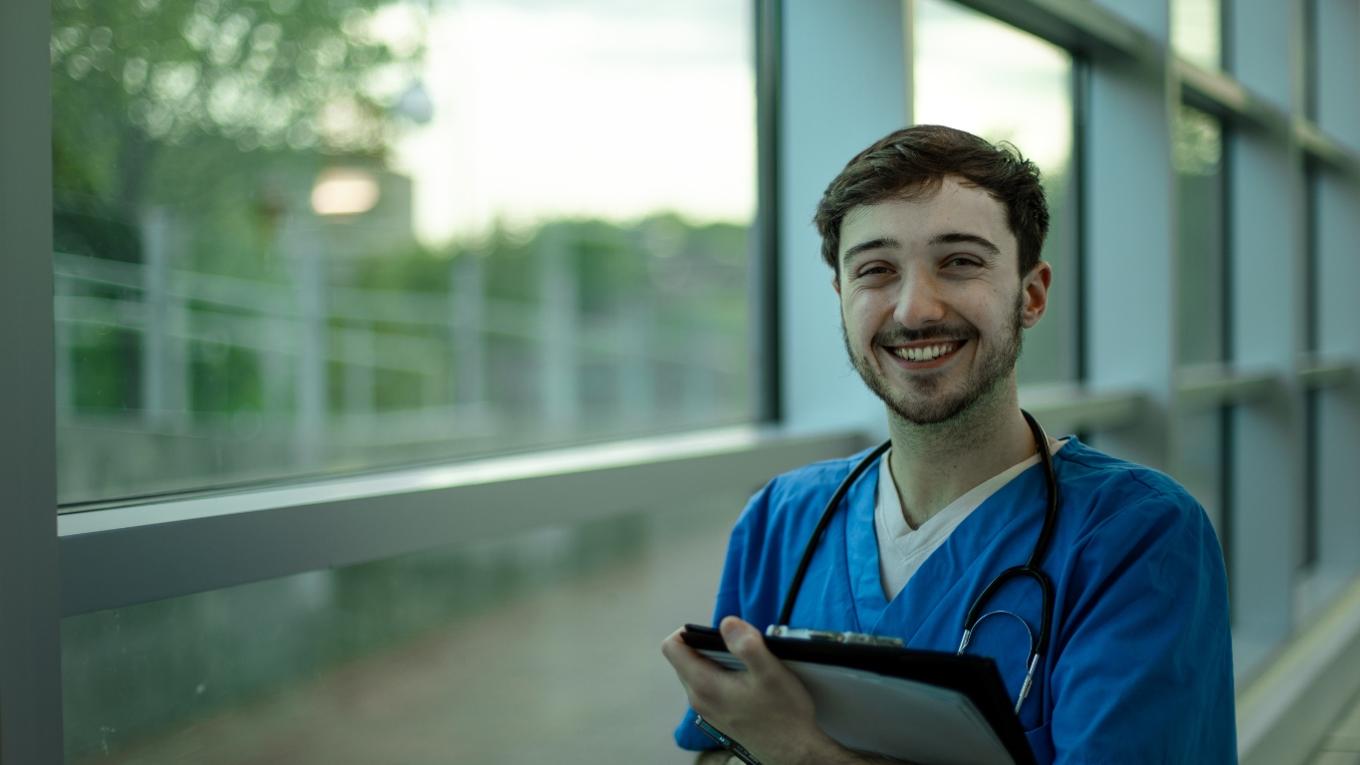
[894,343,956,362]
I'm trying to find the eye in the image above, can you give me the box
[856,263,893,279]
[944,256,982,269]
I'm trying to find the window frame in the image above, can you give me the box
[6,0,1360,762]
[1,1,62,761]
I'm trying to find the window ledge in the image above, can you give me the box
[58,426,868,616]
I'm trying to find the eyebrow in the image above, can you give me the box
[840,231,1002,267]
[929,232,1001,256]
[840,237,899,266]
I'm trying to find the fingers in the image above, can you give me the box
[719,616,782,678]
[660,628,703,675]
[662,628,725,691]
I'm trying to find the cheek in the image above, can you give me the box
[958,285,1015,329]
[841,298,880,339]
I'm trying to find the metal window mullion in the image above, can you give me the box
[0,0,63,759]
[1175,367,1283,411]
[1295,119,1360,176]
[1299,360,1358,390]
[1019,385,1144,435]
[1176,59,1291,138]
[955,0,1153,64]
[753,0,782,424]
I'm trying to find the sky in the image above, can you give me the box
[381,0,756,247]
[913,0,1073,174]
[368,0,1080,248]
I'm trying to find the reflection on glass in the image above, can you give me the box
[914,0,1077,386]
[1174,105,1225,365]
[51,0,755,504]
[63,492,745,764]
[1173,105,1229,572]
[1172,0,1222,70]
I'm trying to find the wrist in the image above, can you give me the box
[785,730,858,765]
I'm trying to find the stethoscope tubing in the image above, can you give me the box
[774,410,1060,714]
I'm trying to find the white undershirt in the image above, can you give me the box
[875,440,1067,601]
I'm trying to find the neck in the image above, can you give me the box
[886,382,1037,528]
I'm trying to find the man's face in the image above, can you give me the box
[834,176,1049,425]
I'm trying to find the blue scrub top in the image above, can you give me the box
[674,437,1237,764]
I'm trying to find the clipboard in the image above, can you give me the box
[682,624,1037,765]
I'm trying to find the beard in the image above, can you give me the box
[842,292,1024,426]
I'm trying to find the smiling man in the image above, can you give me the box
[662,126,1237,764]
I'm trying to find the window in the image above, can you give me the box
[913,0,1079,386]
[1172,104,1230,547]
[1174,106,1226,368]
[1172,0,1222,70]
[51,0,757,506]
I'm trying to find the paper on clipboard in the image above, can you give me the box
[700,650,1016,765]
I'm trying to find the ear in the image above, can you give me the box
[832,273,841,296]
[1019,261,1052,329]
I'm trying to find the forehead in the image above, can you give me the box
[838,176,1015,256]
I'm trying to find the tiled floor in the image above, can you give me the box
[1310,688,1360,765]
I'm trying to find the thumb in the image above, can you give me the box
[720,616,781,677]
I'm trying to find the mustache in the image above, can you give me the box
[873,325,976,345]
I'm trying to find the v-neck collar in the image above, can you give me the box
[844,448,1058,641]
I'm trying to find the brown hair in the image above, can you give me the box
[813,124,1049,278]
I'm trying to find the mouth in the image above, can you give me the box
[882,339,966,369]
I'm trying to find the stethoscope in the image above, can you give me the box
[773,409,1060,715]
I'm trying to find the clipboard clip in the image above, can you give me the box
[765,624,905,648]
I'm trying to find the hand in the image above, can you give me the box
[662,616,847,765]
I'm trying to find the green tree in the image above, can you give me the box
[51,0,422,234]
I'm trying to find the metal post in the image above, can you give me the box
[141,206,188,429]
[0,0,63,758]
[619,298,656,421]
[287,215,328,468]
[452,252,487,429]
[539,227,579,432]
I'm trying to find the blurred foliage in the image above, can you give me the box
[51,0,420,214]
[52,0,752,495]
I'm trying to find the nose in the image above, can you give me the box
[893,268,946,329]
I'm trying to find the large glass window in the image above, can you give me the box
[1173,105,1229,546]
[913,0,1078,387]
[52,0,756,506]
[1174,106,1226,367]
[1172,0,1223,70]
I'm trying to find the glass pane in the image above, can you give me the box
[1303,388,1320,571]
[62,493,743,763]
[1172,0,1222,70]
[1178,408,1227,545]
[1174,105,1225,365]
[913,0,1078,386]
[52,0,755,505]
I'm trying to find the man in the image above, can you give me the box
[661,125,1236,763]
